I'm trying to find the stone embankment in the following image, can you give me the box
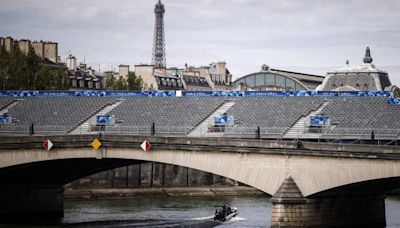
[64,186,264,200]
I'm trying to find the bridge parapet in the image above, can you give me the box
[1,134,399,160]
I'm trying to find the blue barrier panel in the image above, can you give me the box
[39,91,76,96]
[310,115,330,126]
[0,115,11,124]
[388,98,400,105]
[214,114,232,125]
[245,91,287,96]
[106,91,177,97]
[311,91,338,96]
[96,115,115,125]
[0,90,394,97]
[183,91,214,97]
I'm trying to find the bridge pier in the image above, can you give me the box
[271,177,386,227]
[0,186,64,222]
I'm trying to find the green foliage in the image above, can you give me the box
[0,44,70,90]
[127,71,143,90]
[0,45,10,89]
[105,72,144,91]
[105,74,116,90]
[115,76,127,90]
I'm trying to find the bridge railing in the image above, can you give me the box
[0,124,399,145]
[104,125,193,136]
[0,125,71,136]
[0,124,195,136]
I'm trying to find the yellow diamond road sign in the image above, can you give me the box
[91,139,102,150]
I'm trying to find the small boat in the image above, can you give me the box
[213,204,238,222]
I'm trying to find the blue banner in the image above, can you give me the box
[214,114,232,125]
[310,115,330,126]
[388,98,400,105]
[0,115,11,124]
[0,90,394,98]
[96,115,115,125]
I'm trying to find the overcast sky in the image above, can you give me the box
[1,0,400,85]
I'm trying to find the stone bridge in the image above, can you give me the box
[1,135,400,227]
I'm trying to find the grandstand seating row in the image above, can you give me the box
[224,97,325,137]
[0,97,14,110]
[0,96,399,139]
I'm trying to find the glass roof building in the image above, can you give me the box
[233,65,324,91]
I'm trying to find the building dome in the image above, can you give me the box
[318,47,393,92]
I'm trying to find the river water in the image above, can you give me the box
[3,195,400,227]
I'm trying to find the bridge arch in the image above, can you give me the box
[0,146,285,195]
[2,143,400,197]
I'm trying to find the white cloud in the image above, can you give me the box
[1,0,400,86]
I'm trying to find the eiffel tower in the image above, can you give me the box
[152,0,166,68]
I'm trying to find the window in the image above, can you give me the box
[265,74,276,87]
[275,75,286,89]
[285,78,295,91]
[234,73,308,91]
[255,74,265,87]
[295,83,306,91]
[245,75,255,87]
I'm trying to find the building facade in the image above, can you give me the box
[134,61,233,91]
[0,36,59,63]
[66,54,105,90]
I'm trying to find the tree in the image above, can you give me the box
[35,66,51,90]
[55,69,70,90]
[115,76,127,90]
[105,74,116,90]
[127,72,143,90]
[5,44,25,90]
[36,66,70,90]
[25,45,41,89]
[0,45,10,90]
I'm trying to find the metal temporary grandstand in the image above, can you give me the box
[0,91,399,144]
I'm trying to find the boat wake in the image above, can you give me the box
[191,216,214,220]
[228,216,246,222]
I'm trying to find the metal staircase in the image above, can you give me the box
[283,100,331,139]
[69,100,125,135]
[188,100,236,137]
[0,99,21,115]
